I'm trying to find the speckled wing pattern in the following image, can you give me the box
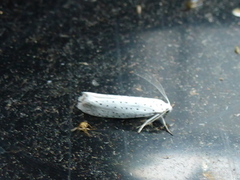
[77,92,168,119]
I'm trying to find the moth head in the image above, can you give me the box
[166,103,173,113]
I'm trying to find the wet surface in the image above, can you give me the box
[1,0,240,179]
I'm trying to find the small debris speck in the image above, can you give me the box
[92,79,100,86]
[234,46,240,54]
[232,8,240,17]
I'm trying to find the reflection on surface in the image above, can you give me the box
[128,151,238,179]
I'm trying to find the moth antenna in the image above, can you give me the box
[133,72,170,104]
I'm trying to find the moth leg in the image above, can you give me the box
[138,114,161,133]
[161,117,173,136]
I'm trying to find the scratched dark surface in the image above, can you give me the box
[1,0,240,179]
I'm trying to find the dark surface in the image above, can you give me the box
[1,0,240,179]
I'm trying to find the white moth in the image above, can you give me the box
[77,75,173,135]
